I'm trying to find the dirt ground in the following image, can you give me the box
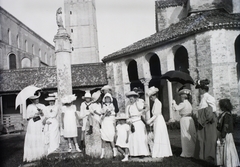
[0,121,239,167]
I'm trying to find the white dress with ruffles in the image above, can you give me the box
[23,103,46,162]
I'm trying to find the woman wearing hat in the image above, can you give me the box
[44,93,60,155]
[23,91,46,162]
[146,86,172,158]
[101,85,119,114]
[125,91,150,157]
[194,79,218,163]
[61,94,81,152]
[172,86,196,158]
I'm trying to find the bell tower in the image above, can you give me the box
[64,0,99,64]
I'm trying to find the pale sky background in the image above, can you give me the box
[0,0,156,60]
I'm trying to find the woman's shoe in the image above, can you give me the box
[75,143,82,152]
[68,143,72,152]
[100,148,105,159]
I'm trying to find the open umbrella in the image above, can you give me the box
[160,70,194,85]
[15,85,41,119]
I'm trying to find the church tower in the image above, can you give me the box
[64,0,99,64]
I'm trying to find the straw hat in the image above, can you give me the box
[82,91,92,100]
[178,86,191,95]
[61,94,77,104]
[91,90,101,102]
[147,86,159,97]
[116,113,128,120]
[125,91,139,98]
[101,85,112,92]
[45,92,57,101]
[29,91,41,100]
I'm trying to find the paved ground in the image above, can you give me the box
[0,120,239,167]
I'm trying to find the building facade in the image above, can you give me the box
[64,0,99,64]
[0,7,55,70]
[102,0,240,121]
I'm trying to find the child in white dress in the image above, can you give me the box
[100,93,117,158]
[61,94,81,152]
[115,113,130,162]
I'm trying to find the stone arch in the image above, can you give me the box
[174,45,189,74]
[172,45,190,120]
[9,53,16,69]
[21,57,31,68]
[127,59,144,91]
[235,35,240,81]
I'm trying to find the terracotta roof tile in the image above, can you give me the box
[155,0,188,9]
[102,10,240,62]
[0,63,107,92]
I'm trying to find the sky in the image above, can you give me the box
[0,0,156,60]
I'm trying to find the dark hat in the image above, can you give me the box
[195,79,210,89]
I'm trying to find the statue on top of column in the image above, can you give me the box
[56,7,64,28]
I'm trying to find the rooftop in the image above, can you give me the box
[155,0,188,9]
[0,63,107,93]
[102,9,240,62]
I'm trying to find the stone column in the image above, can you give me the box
[167,80,174,122]
[140,78,151,120]
[53,27,73,152]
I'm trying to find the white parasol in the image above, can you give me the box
[15,85,41,119]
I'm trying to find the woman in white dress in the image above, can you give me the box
[44,94,60,155]
[146,86,172,158]
[126,91,150,157]
[61,94,81,152]
[99,93,117,158]
[23,92,46,162]
[172,86,196,158]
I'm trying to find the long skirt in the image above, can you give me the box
[100,117,115,142]
[152,115,172,158]
[129,120,150,156]
[23,119,45,162]
[223,133,240,167]
[46,118,60,154]
[180,116,196,157]
[194,120,218,162]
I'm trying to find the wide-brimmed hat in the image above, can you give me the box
[133,87,144,95]
[61,94,77,104]
[29,91,41,100]
[126,91,139,98]
[147,86,159,97]
[45,92,57,101]
[102,93,113,103]
[178,86,191,95]
[101,85,112,92]
[82,91,92,100]
[116,113,128,120]
[91,90,101,102]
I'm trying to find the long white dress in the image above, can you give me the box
[23,103,46,162]
[173,100,196,157]
[62,105,78,138]
[44,105,60,155]
[148,98,172,158]
[100,103,115,142]
[126,101,150,156]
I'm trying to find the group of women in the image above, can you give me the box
[173,79,239,167]
[22,80,239,166]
